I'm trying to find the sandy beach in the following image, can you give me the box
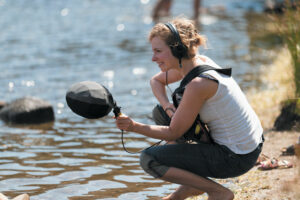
[230,130,299,200]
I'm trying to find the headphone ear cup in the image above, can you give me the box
[164,22,188,60]
[171,44,188,59]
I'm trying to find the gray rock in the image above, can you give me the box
[0,96,55,125]
[0,101,5,110]
[274,99,300,131]
[264,0,298,13]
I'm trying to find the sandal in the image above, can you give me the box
[255,153,269,165]
[277,160,293,169]
[258,158,279,170]
[258,158,293,170]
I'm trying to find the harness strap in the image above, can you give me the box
[172,65,232,143]
[179,65,232,88]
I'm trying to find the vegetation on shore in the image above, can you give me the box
[274,1,300,96]
[269,1,300,131]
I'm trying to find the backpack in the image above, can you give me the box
[171,65,232,143]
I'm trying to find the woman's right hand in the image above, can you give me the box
[115,114,134,132]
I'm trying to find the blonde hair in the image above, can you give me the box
[148,17,206,58]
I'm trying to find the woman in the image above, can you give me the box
[116,17,263,200]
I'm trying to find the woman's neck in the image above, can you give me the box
[179,55,206,76]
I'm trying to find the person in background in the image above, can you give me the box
[152,0,201,23]
[116,17,263,200]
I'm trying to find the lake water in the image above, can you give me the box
[0,0,274,199]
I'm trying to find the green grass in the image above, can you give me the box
[270,1,300,97]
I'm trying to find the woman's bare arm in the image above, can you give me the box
[116,77,218,141]
[150,69,182,116]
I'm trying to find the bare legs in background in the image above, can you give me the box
[152,0,201,24]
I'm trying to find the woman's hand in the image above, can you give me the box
[163,103,176,118]
[115,114,134,131]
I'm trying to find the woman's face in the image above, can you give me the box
[151,36,178,72]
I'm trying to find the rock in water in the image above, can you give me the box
[0,101,5,110]
[0,96,55,125]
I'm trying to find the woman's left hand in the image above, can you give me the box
[115,114,134,131]
[164,103,176,118]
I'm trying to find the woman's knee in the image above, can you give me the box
[139,151,169,178]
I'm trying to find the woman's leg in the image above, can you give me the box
[161,167,234,200]
[140,143,261,199]
[162,185,204,200]
[152,0,172,22]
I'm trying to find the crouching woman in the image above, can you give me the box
[116,17,263,200]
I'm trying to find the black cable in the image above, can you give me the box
[121,129,162,154]
[113,106,162,154]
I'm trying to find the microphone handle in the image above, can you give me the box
[113,106,121,118]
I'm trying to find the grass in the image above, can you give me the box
[246,48,295,129]
[269,1,300,97]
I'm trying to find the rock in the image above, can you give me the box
[264,0,298,14]
[264,0,285,13]
[0,193,8,200]
[274,98,300,131]
[12,194,30,200]
[0,193,30,200]
[0,96,55,125]
[0,101,5,110]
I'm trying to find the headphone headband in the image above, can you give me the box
[165,22,183,46]
[164,22,188,67]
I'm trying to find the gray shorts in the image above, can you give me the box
[140,142,262,179]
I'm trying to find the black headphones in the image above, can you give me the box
[165,22,188,67]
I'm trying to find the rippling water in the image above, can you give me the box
[0,0,272,199]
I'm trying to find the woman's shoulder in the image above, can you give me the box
[186,76,218,99]
[197,55,221,69]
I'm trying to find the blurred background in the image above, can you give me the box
[0,0,281,199]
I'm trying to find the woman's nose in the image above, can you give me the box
[152,54,157,62]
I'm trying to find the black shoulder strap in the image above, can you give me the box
[179,65,232,88]
[171,65,231,143]
[172,65,232,108]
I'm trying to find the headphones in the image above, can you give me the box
[164,22,188,67]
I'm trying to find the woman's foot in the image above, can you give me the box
[207,187,234,200]
[162,185,204,200]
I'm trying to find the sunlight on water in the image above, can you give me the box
[132,67,147,75]
[117,24,125,32]
[103,70,115,79]
[200,14,218,25]
[61,8,69,17]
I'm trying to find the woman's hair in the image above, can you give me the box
[148,17,206,58]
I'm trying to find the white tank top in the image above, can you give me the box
[198,56,263,154]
